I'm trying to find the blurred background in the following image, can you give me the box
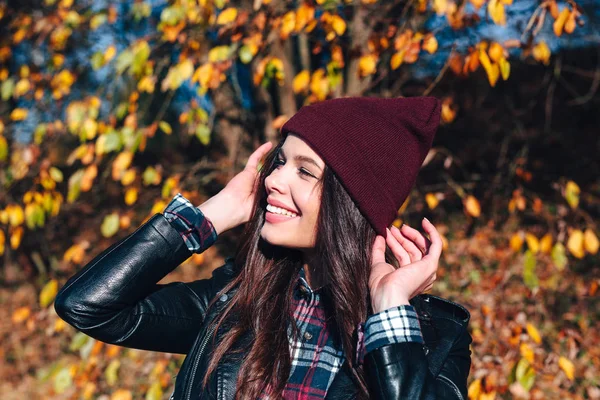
[0,0,599,399]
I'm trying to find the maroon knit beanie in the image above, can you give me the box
[280,96,441,238]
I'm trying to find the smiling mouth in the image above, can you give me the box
[266,203,298,218]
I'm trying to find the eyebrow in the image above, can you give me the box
[279,148,323,171]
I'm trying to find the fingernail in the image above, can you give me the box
[423,217,430,224]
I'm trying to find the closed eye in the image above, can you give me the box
[274,157,315,178]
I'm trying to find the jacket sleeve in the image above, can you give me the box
[364,320,472,399]
[54,200,226,355]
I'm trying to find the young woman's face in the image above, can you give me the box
[260,134,325,250]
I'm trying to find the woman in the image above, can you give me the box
[55,96,472,400]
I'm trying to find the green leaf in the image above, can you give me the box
[551,242,568,271]
[90,13,107,30]
[0,135,7,162]
[132,3,151,22]
[195,125,211,145]
[142,166,158,186]
[159,121,172,135]
[115,102,129,120]
[67,169,84,203]
[96,130,122,155]
[115,49,134,75]
[53,367,73,394]
[523,250,539,289]
[101,213,120,238]
[131,41,151,76]
[105,359,121,386]
[1,78,15,101]
[145,381,163,400]
[238,45,254,64]
[34,124,47,145]
[91,51,106,70]
[48,167,62,183]
[69,332,90,351]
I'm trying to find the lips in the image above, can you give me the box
[266,197,299,214]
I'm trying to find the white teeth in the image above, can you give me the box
[266,203,297,217]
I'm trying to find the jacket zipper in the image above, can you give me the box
[185,317,218,400]
[437,373,464,400]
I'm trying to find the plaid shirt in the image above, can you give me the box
[163,193,423,399]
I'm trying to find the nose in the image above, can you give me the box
[265,166,288,195]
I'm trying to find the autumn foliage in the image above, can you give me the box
[0,0,598,399]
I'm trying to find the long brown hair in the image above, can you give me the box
[202,138,381,399]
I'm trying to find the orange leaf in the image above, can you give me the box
[463,195,481,217]
[553,8,570,36]
[12,306,31,324]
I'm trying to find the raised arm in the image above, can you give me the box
[54,194,224,354]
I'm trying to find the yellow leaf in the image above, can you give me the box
[553,8,569,37]
[499,57,510,80]
[470,0,485,10]
[216,7,237,25]
[64,243,85,264]
[39,279,58,308]
[441,99,456,123]
[331,15,346,36]
[293,70,310,94]
[310,68,329,101]
[564,180,580,209]
[81,164,98,192]
[390,50,405,70]
[112,151,133,181]
[10,226,23,249]
[12,306,31,324]
[425,193,439,209]
[540,233,553,254]
[488,42,504,63]
[422,35,438,54]
[280,11,296,39]
[8,204,25,227]
[526,322,542,344]
[510,232,524,252]
[488,0,506,25]
[479,48,499,87]
[110,388,132,400]
[124,188,138,205]
[567,229,585,259]
[467,378,481,399]
[158,121,172,135]
[533,41,551,65]
[433,0,448,15]
[10,108,28,121]
[0,229,4,256]
[584,228,599,255]
[558,356,575,380]
[14,79,31,97]
[137,75,156,93]
[525,233,539,254]
[359,54,377,77]
[120,169,136,186]
[208,46,231,63]
[463,195,481,217]
[520,342,535,363]
[104,45,117,62]
[151,200,167,215]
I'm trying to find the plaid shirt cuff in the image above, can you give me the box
[361,305,423,358]
[162,193,218,254]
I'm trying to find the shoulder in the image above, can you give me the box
[410,293,471,328]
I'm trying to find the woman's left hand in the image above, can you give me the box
[369,218,442,313]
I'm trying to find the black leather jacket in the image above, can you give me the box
[54,213,472,399]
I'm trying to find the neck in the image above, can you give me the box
[302,248,326,290]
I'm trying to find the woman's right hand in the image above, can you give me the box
[197,141,274,235]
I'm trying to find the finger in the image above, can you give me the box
[400,223,432,254]
[371,235,387,266]
[421,218,443,260]
[390,226,424,262]
[245,142,274,171]
[385,228,412,266]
